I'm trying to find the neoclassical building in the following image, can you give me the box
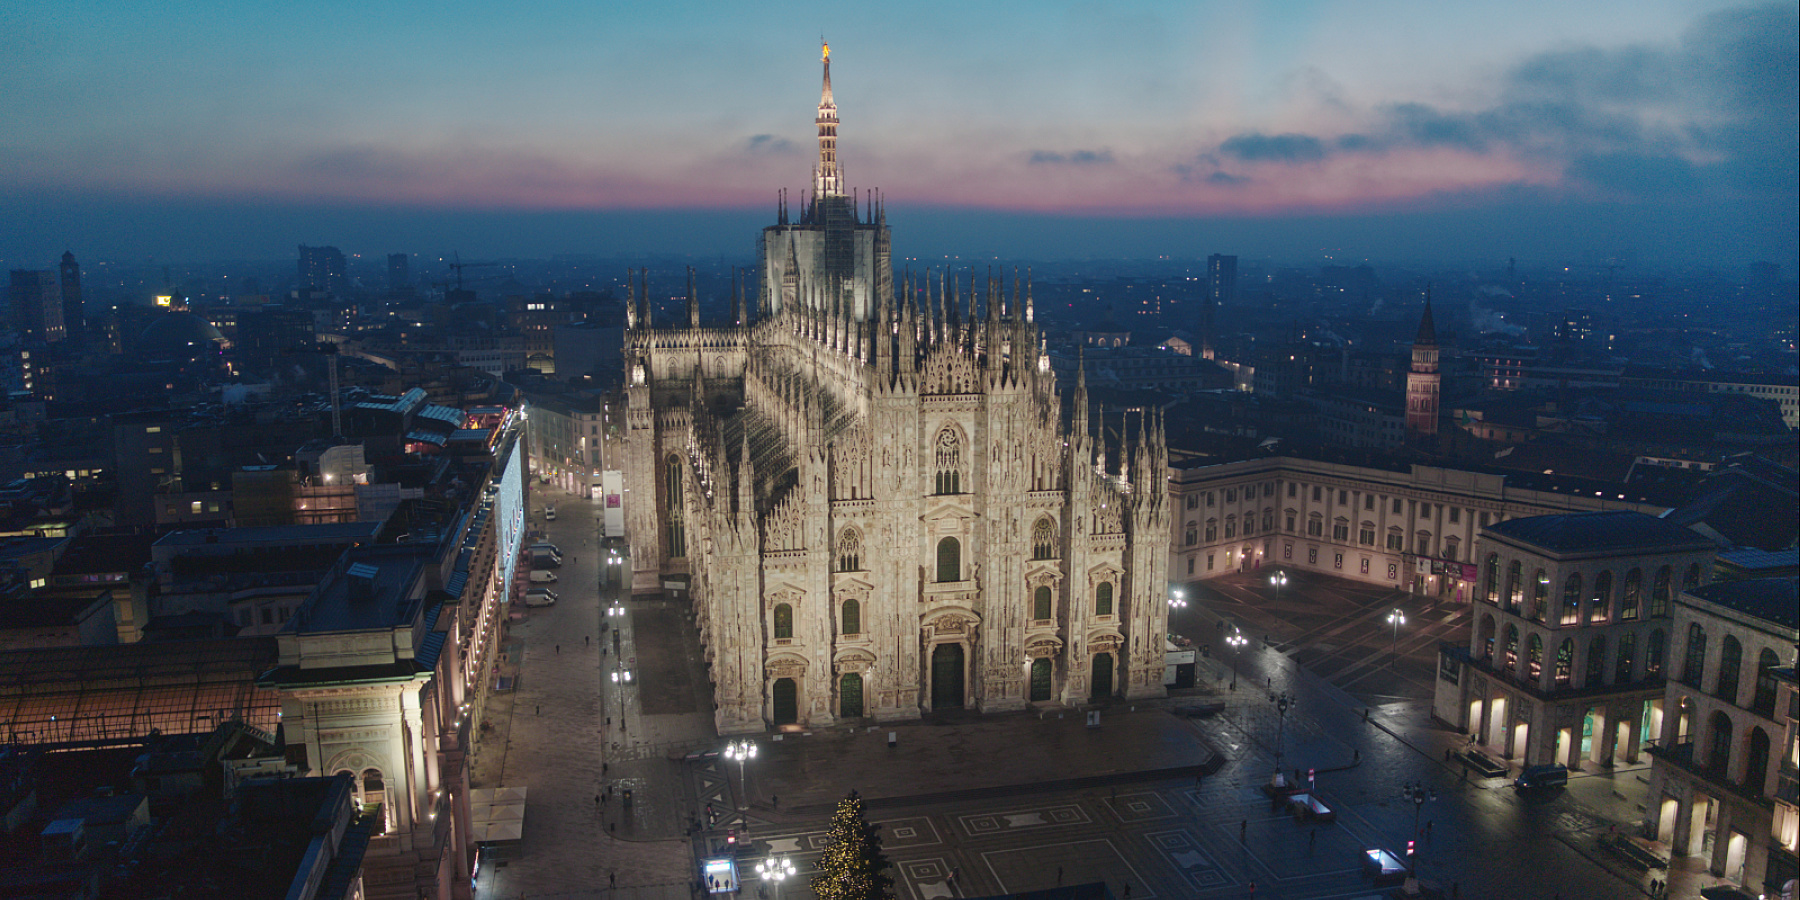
[623,45,1170,734]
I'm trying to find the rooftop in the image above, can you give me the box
[1485,510,1715,555]
[1686,577,1799,630]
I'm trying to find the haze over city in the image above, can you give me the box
[4,0,1795,268]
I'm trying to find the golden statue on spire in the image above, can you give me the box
[822,41,830,62]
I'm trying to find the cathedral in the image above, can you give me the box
[623,45,1171,734]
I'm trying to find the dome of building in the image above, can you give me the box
[138,312,228,358]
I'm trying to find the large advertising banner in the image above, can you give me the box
[602,469,624,538]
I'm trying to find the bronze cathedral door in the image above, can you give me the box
[931,643,964,709]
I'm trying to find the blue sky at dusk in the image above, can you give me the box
[3,1,1794,267]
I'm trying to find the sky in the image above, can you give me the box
[2,0,1795,270]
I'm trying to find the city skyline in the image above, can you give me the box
[3,1,1795,268]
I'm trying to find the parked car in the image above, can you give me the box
[544,506,556,521]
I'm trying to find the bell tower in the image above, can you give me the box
[1406,291,1440,445]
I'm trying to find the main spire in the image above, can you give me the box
[814,41,842,198]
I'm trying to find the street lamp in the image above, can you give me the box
[1400,780,1435,880]
[725,739,757,844]
[1270,570,1288,604]
[1169,587,1187,611]
[1225,626,1247,691]
[1387,608,1406,668]
[1271,691,1295,789]
[756,854,795,900]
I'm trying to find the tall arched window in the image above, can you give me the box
[934,426,962,495]
[1681,623,1706,687]
[1646,629,1665,676]
[1477,614,1496,660]
[1585,636,1606,687]
[1683,562,1702,592]
[1614,632,1636,684]
[1560,573,1582,625]
[841,599,861,636]
[1483,553,1500,604]
[1503,624,1519,669]
[1527,634,1544,680]
[1505,561,1523,612]
[1033,586,1052,621]
[773,603,793,639]
[1095,582,1114,616]
[1032,517,1056,559]
[936,537,960,583]
[1650,566,1672,617]
[1554,638,1573,686]
[1529,569,1549,622]
[1590,570,1613,623]
[837,528,862,572]
[664,454,686,557]
[1715,635,1742,704]
[1753,648,1781,717]
[1621,569,1642,620]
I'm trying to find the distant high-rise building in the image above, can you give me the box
[59,251,83,342]
[1555,308,1593,345]
[387,253,410,294]
[1406,294,1440,445]
[8,270,65,343]
[298,245,348,296]
[1203,254,1236,359]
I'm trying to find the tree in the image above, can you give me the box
[810,790,895,900]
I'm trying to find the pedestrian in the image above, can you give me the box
[1362,707,1369,721]
[1248,881,1256,897]
[594,793,600,805]
[1122,883,1130,898]
[556,644,560,654]
[1445,748,1452,762]
[1308,830,1316,852]
[603,762,609,774]
[586,635,590,646]
[610,872,616,887]
[1451,881,1459,898]
[1354,749,1360,762]
[1426,820,1433,838]
[609,822,615,834]
[536,705,540,715]
[1240,819,1247,841]
[1056,866,1063,885]
[772,795,779,809]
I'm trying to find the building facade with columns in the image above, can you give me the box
[1432,510,1715,771]
[1644,577,1798,896]
[623,46,1171,734]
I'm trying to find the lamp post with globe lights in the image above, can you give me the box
[1270,691,1295,789]
[1225,626,1247,691]
[757,855,795,900]
[725,739,757,844]
[1387,608,1406,669]
[1400,780,1435,881]
[1270,570,1288,605]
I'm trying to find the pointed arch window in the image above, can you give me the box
[933,426,962,495]
[1094,582,1114,617]
[664,453,686,558]
[1032,517,1057,559]
[837,527,862,572]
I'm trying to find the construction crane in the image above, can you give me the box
[447,252,501,292]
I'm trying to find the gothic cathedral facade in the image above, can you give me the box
[623,46,1170,734]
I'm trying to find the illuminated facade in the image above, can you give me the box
[624,46,1171,733]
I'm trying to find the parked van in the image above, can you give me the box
[530,542,562,556]
[523,589,557,607]
[544,506,556,521]
[529,570,558,584]
[1515,763,1568,790]
[531,550,561,568]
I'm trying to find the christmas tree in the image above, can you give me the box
[809,790,895,900]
